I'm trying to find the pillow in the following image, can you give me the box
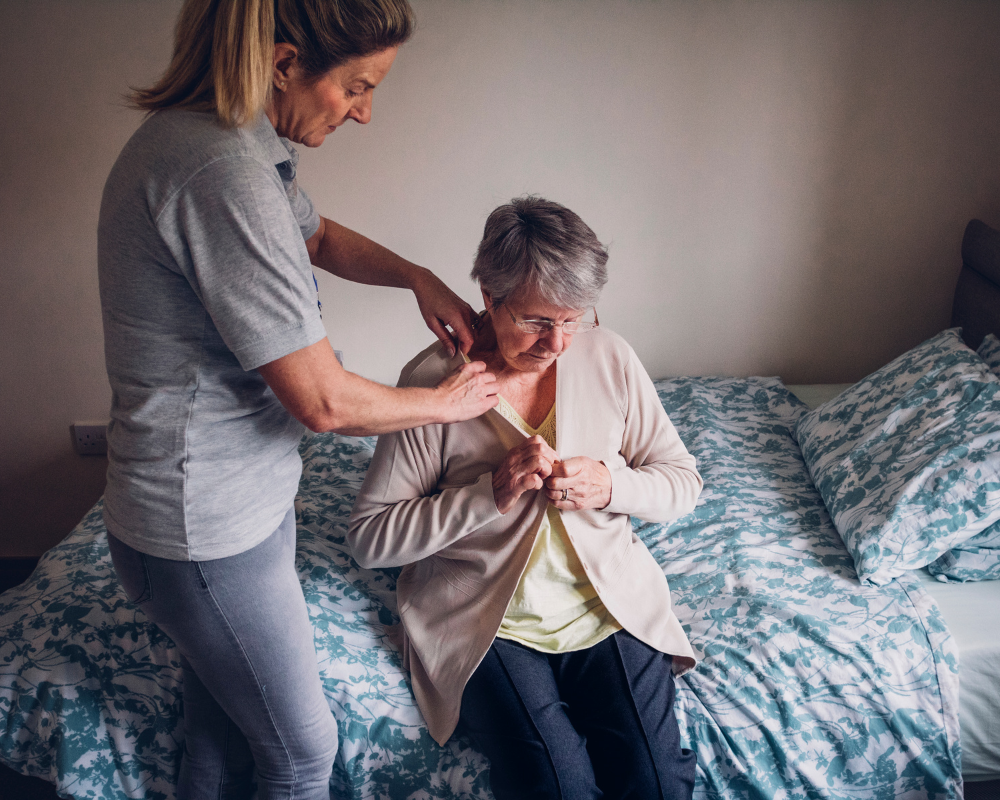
[926,524,1000,582]
[979,332,1000,374]
[924,333,1000,582]
[795,328,1000,586]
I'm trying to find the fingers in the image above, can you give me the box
[517,472,544,493]
[449,360,497,393]
[462,360,489,375]
[436,361,498,423]
[544,457,612,510]
[544,458,591,502]
[505,437,555,479]
[427,317,457,358]
[449,307,477,356]
[523,454,554,480]
[413,274,477,358]
[549,456,584,478]
[493,443,552,513]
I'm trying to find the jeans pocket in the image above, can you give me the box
[107,533,153,606]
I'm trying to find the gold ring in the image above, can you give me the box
[561,488,569,501]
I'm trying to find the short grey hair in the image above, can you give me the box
[471,196,608,309]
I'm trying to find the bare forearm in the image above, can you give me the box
[309,216,432,290]
[305,216,478,355]
[305,372,444,436]
[257,338,497,436]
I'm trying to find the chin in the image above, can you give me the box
[518,354,556,371]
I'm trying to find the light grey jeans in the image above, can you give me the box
[107,508,338,800]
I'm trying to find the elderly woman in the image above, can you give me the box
[349,197,702,799]
[98,1,498,797]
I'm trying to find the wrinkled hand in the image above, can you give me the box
[544,457,612,511]
[412,270,477,357]
[493,436,559,514]
[434,361,498,423]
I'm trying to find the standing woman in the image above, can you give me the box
[97,1,497,798]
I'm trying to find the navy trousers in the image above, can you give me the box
[459,630,696,800]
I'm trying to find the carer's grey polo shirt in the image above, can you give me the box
[98,110,326,561]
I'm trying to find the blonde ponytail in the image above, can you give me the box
[130,0,413,127]
[212,0,275,126]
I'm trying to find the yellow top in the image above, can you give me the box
[492,395,621,652]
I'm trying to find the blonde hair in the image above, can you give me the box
[130,0,414,127]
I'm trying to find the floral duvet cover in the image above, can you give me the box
[0,377,961,799]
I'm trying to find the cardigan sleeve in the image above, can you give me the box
[602,344,703,523]
[347,420,504,569]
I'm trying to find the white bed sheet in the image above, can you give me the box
[916,569,1000,781]
[787,383,1000,782]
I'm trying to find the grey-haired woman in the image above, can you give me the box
[98,0,497,796]
[349,197,701,799]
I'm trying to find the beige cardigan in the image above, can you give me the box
[347,329,702,745]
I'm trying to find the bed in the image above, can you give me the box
[3,219,1000,799]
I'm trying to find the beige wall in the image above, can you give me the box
[2,0,1000,557]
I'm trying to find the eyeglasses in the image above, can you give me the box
[499,304,599,334]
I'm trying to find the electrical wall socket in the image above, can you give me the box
[71,422,108,456]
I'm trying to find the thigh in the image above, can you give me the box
[110,511,338,788]
[557,632,696,800]
[459,639,599,800]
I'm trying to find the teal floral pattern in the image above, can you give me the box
[795,329,1000,586]
[653,377,960,799]
[924,332,1000,582]
[931,333,1000,579]
[979,333,1000,374]
[1,378,961,799]
[927,523,1000,583]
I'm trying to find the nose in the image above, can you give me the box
[351,95,373,125]
[539,326,567,354]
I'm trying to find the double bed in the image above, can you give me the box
[2,220,999,799]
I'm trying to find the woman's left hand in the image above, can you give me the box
[412,270,477,357]
[544,457,612,511]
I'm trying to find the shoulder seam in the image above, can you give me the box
[153,153,280,225]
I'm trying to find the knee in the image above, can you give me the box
[257,711,338,798]
[482,740,567,800]
[299,711,339,774]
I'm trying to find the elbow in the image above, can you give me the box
[300,403,353,435]
[676,468,704,518]
[301,414,331,434]
[642,468,703,524]
[345,520,373,568]
[346,518,391,569]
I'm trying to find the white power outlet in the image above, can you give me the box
[71,422,109,456]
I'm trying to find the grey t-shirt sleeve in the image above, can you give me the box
[287,175,321,241]
[157,155,327,371]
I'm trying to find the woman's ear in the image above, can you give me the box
[480,288,493,312]
[272,42,300,88]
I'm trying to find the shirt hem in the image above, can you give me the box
[495,621,623,654]
[103,503,289,562]
[232,317,327,371]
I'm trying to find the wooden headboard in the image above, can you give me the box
[952,218,1000,350]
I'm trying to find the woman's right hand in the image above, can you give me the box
[492,435,558,514]
[434,361,499,423]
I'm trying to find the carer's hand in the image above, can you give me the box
[493,436,558,514]
[412,269,477,357]
[544,457,612,511]
[434,361,498,423]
